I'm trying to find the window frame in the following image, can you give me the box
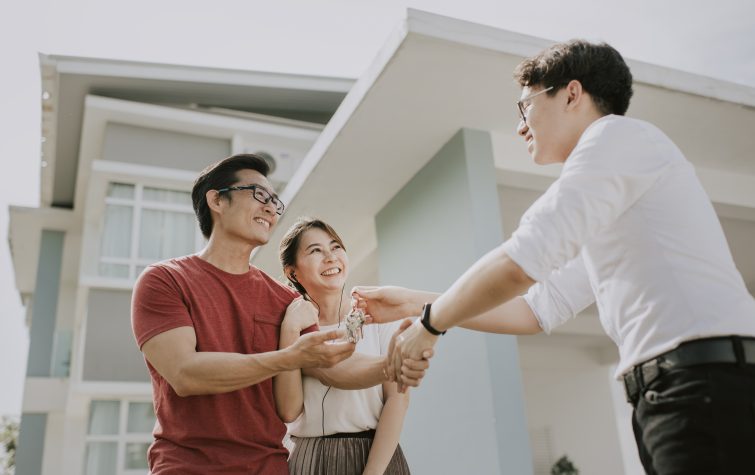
[84,398,155,475]
[98,181,204,281]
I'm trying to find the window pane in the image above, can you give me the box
[99,262,130,278]
[85,442,117,474]
[107,182,135,199]
[125,443,150,470]
[138,210,195,260]
[88,400,120,435]
[127,402,155,433]
[143,187,191,206]
[101,204,132,258]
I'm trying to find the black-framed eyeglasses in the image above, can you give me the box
[517,86,554,125]
[216,185,285,215]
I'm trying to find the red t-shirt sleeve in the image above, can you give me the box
[131,265,193,349]
[301,323,319,335]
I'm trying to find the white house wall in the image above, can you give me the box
[103,122,232,171]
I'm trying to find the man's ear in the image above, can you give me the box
[565,79,584,108]
[205,189,224,214]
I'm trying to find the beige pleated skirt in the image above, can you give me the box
[288,430,410,475]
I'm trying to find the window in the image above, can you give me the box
[99,183,201,279]
[85,399,156,475]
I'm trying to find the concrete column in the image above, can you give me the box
[376,128,533,474]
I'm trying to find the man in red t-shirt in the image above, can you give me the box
[131,154,363,474]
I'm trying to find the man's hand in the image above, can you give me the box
[390,319,438,393]
[282,297,319,333]
[351,286,424,324]
[386,318,436,392]
[288,329,355,369]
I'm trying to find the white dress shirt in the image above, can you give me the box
[505,115,755,378]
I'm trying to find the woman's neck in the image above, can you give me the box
[308,290,346,326]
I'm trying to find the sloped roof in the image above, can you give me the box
[251,9,755,290]
[39,54,353,208]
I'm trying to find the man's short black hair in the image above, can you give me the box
[514,40,633,116]
[192,154,270,239]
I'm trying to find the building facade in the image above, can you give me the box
[10,54,348,475]
[10,10,755,475]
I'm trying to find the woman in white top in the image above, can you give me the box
[275,217,411,475]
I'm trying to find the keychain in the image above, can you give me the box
[344,297,366,343]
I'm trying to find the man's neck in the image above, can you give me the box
[562,111,609,164]
[198,234,258,274]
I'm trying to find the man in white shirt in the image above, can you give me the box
[353,40,755,474]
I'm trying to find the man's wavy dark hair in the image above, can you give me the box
[514,40,633,116]
[192,154,270,239]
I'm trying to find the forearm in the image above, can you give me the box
[274,327,305,422]
[303,353,386,389]
[400,290,440,317]
[173,349,296,397]
[364,392,409,475]
[433,246,535,332]
[459,296,542,335]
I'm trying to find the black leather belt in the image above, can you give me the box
[623,336,755,404]
[322,429,375,439]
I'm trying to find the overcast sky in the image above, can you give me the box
[1,0,753,416]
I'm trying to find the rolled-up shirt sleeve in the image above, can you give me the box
[503,118,671,281]
[523,255,595,334]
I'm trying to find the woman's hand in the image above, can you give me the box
[282,297,319,333]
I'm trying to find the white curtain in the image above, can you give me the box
[101,205,132,258]
[139,210,195,261]
[88,400,119,435]
[107,183,135,199]
[127,402,155,433]
[125,443,150,470]
[85,442,117,474]
[143,187,191,205]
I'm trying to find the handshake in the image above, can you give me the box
[284,286,439,392]
[352,286,440,393]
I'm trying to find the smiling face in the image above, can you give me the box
[516,81,603,166]
[289,227,349,298]
[516,85,571,165]
[214,168,279,247]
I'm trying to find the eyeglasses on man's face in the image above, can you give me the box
[216,184,285,215]
[516,86,554,125]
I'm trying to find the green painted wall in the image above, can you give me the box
[15,413,47,475]
[376,128,533,474]
[27,230,64,377]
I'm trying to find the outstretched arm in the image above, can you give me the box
[142,326,354,397]
[352,287,541,335]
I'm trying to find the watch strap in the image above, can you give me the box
[420,302,446,336]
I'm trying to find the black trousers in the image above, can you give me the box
[631,363,755,474]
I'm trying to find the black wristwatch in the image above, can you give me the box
[420,303,446,336]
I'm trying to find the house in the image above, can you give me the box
[9,53,350,475]
[10,9,755,475]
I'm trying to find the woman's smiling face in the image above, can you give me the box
[291,227,349,296]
